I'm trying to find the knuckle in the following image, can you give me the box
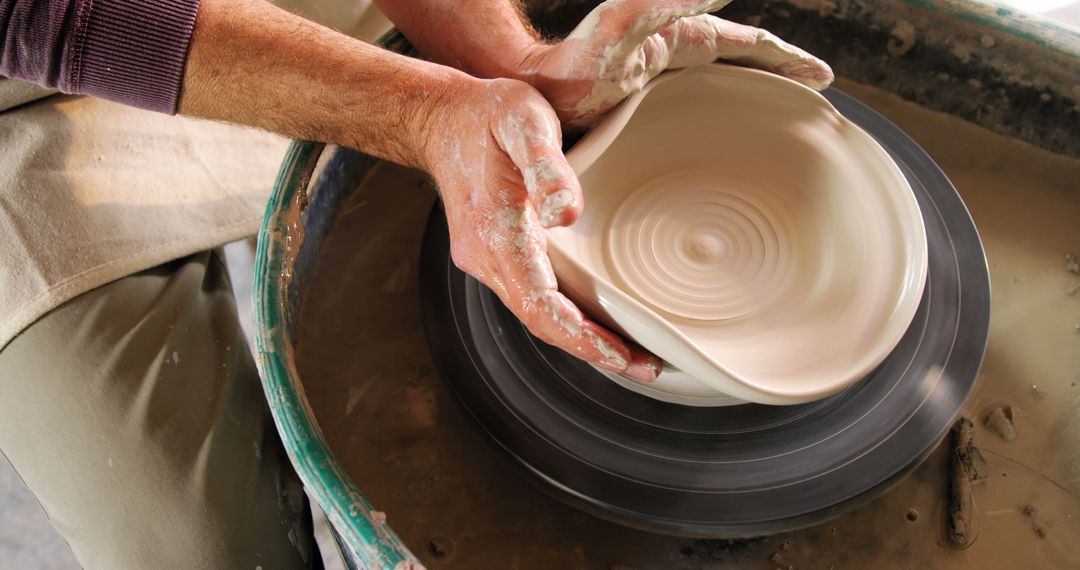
[448,242,477,274]
[488,77,542,108]
[516,306,551,336]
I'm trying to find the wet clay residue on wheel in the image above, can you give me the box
[294,79,1080,568]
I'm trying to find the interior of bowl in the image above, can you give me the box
[551,65,928,400]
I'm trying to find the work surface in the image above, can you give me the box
[294,78,1080,569]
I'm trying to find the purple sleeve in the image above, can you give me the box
[1,0,202,113]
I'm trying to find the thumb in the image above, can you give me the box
[491,102,584,229]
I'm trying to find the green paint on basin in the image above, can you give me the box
[252,32,422,570]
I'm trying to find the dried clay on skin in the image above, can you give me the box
[563,0,830,123]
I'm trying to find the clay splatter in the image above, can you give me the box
[984,405,1017,441]
[1066,253,1079,274]
[1020,505,1047,539]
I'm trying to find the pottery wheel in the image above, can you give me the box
[418,89,990,537]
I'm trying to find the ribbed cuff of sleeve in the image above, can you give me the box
[70,0,202,114]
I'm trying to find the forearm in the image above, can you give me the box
[178,0,469,170]
[371,0,541,82]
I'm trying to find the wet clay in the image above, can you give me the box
[550,65,927,405]
[295,78,1080,569]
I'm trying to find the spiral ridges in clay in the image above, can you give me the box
[606,171,793,322]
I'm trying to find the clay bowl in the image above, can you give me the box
[547,64,928,405]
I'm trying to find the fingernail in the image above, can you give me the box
[598,354,628,371]
[540,189,576,227]
[626,362,660,382]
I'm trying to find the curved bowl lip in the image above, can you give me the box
[556,63,929,403]
[595,366,747,407]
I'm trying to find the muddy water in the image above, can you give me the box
[294,79,1080,569]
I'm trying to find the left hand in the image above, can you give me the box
[422,77,663,381]
[516,0,835,126]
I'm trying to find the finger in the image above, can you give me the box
[662,15,834,89]
[526,289,663,381]
[625,342,665,382]
[486,206,661,380]
[492,106,584,229]
[577,311,664,381]
[557,1,737,128]
[572,0,734,45]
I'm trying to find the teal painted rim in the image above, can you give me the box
[253,140,419,569]
[901,0,1080,56]
[252,32,420,570]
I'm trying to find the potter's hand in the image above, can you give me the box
[426,78,662,381]
[519,0,835,126]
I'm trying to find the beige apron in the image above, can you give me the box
[0,1,391,349]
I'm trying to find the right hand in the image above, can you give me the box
[517,0,835,127]
[418,77,662,382]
